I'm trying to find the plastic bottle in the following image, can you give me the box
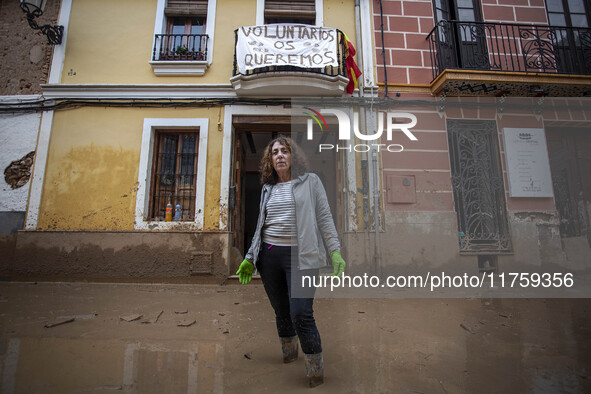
[174,203,182,221]
[165,201,173,222]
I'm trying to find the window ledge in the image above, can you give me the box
[135,220,203,231]
[150,60,209,76]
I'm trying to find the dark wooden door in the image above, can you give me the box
[547,128,591,242]
[434,0,489,71]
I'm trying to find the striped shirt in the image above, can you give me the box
[262,180,298,246]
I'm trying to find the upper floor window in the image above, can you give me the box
[433,0,482,24]
[546,0,590,27]
[169,16,206,36]
[161,1,208,60]
[431,0,488,69]
[151,0,216,75]
[265,0,316,24]
[545,0,591,74]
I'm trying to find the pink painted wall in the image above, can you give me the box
[372,2,591,218]
[374,0,550,86]
[381,106,452,211]
[374,0,435,85]
[380,96,591,213]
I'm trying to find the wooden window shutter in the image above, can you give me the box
[265,0,315,19]
[165,0,208,17]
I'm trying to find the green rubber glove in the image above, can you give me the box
[236,259,254,285]
[330,251,346,276]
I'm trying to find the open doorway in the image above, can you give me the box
[229,116,341,274]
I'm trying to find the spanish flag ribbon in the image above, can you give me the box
[341,32,362,94]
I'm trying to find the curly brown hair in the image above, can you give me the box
[260,135,309,185]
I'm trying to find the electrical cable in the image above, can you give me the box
[0,95,431,113]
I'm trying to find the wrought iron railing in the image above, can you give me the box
[427,20,591,81]
[232,28,347,78]
[447,119,512,253]
[152,34,208,61]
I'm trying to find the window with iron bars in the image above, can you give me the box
[150,130,199,221]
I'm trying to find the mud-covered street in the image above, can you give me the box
[1,281,590,393]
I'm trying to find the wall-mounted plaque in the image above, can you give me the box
[502,128,554,197]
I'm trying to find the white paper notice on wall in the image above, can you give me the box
[235,24,338,74]
[502,128,554,198]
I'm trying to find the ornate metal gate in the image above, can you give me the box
[447,119,511,252]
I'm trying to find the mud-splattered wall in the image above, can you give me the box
[36,106,223,231]
[0,113,40,214]
[11,231,231,281]
[0,0,58,274]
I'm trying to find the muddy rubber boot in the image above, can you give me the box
[304,353,324,388]
[280,336,299,363]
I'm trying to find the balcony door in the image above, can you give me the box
[547,128,591,244]
[166,17,206,59]
[159,0,208,61]
[433,0,489,71]
[546,0,591,74]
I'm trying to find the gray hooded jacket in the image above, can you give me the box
[245,173,340,270]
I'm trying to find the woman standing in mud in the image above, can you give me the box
[236,135,346,388]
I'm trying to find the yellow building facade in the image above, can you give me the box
[16,0,377,280]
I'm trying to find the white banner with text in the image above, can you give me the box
[236,24,338,73]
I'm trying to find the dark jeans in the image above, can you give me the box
[257,242,322,355]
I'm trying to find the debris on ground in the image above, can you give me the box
[120,314,143,322]
[460,323,475,334]
[178,319,196,327]
[57,313,97,320]
[142,310,163,324]
[44,318,75,328]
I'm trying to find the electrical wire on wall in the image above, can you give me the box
[0,95,565,114]
[0,96,444,114]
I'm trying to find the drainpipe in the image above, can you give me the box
[356,0,382,275]
[372,137,382,277]
[354,0,363,96]
[354,0,371,270]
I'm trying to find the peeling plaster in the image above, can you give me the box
[511,211,560,225]
[4,151,35,189]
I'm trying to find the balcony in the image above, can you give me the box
[150,33,209,76]
[427,20,591,96]
[230,26,349,97]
